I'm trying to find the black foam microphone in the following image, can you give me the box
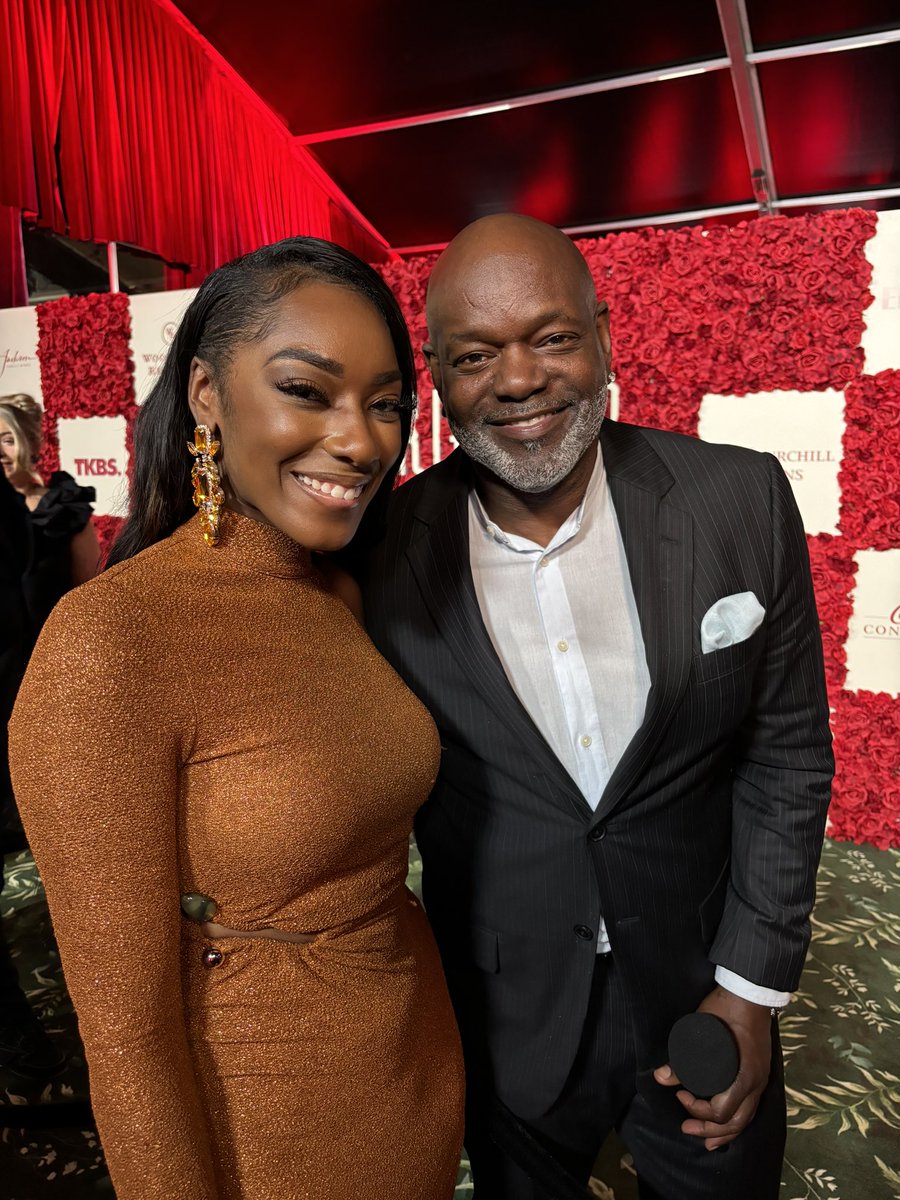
[667,1012,740,1099]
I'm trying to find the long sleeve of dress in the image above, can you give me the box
[8,576,219,1199]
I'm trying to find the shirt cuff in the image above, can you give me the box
[714,965,791,1009]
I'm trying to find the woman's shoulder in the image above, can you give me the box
[44,529,190,645]
[30,471,96,537]
[20,531,200,731]
[43,469,94,498]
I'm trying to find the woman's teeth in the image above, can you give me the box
[298,474,365,501]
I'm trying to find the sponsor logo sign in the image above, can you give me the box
[845,549,900,697]
[128,289,197,403]
[698,389,845,535]
[57,416,128,516]
[0,305,42,404]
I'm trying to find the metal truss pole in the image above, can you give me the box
[715,0,779,214]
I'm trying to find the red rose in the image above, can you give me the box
[867,738,898,771]
[798,349,824,373]
[614,327,639,352]
[640,339,667,365]
[711,317,737,344]
[829,233,855,258]
[854,810,895,846]
[789,329,811,351]
[831,359,859,388]
[741,346,768,374]
[666,252,696,277]
[639,279,663,305]
[821,308,849,333]
[771,306,799,332]
[770,240,797,265]
[834,783,869,810]
[798,267,826,293]
[667,310,694,335]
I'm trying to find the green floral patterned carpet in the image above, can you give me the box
[1,838,897,1199]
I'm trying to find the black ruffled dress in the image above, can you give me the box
[1,474,95,1061]
[22,471,96,647]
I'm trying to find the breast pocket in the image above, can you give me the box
[691,625,765,686]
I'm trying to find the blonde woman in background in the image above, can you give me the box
[0,394,100,637]
[0,396,99,1084]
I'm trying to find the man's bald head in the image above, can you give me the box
[426,214,598,335]
[422,213,612,498]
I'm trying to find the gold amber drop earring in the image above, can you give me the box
[188,424,225,546]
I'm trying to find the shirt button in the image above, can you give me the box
[557,640,569,653]
[573,924,594,941]
[580,735,592,748]
[589,824,607,842]
[539,558,549,569]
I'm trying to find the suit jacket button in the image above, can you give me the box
[589,824,607,842]
[573,924,594,941]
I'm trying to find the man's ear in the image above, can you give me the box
[595,301,613,379]
[188,358,222,430]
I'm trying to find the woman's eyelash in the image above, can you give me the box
[375,396,416,412]
[275,380,416,413]
[276,380,327,402]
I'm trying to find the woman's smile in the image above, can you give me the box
[290,470,371,507]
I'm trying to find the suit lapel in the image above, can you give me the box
[403,423,695,829]
[590,422,694,825]
[405,456,591,822]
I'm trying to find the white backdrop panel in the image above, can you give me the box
[698,390,845,536]
[862,209,900,376]
[129,288,197,403]
[57,415,129,516]
[845,549,900,697]
[0,304,42,404]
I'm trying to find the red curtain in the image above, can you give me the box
[0,0,391,276]
[0,205,28,307]
[0,0,67,228]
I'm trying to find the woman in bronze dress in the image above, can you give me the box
[9,238,464,1199]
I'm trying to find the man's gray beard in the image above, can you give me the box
[447,385,607,494]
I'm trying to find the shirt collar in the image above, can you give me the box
[469,442,606,555]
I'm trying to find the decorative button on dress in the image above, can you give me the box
[9,511,465,1200]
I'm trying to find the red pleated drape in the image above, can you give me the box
[0,205,28,307]
[0,0,391,276]
[0,0,67,228]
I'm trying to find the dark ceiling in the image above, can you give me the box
[175,0,900,253]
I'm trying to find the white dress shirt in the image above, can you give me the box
[467,445,789,1008]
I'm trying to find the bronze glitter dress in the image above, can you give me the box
[9,511,464,1200]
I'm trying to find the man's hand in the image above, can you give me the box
[653,985,774,1150]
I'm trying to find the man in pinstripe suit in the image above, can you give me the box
[359,215,833,1199]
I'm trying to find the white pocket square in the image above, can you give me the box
[700,592,765,654]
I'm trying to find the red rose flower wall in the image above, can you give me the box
[5,209,897,848]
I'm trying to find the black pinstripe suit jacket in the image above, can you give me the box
[360,419,833,1120]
